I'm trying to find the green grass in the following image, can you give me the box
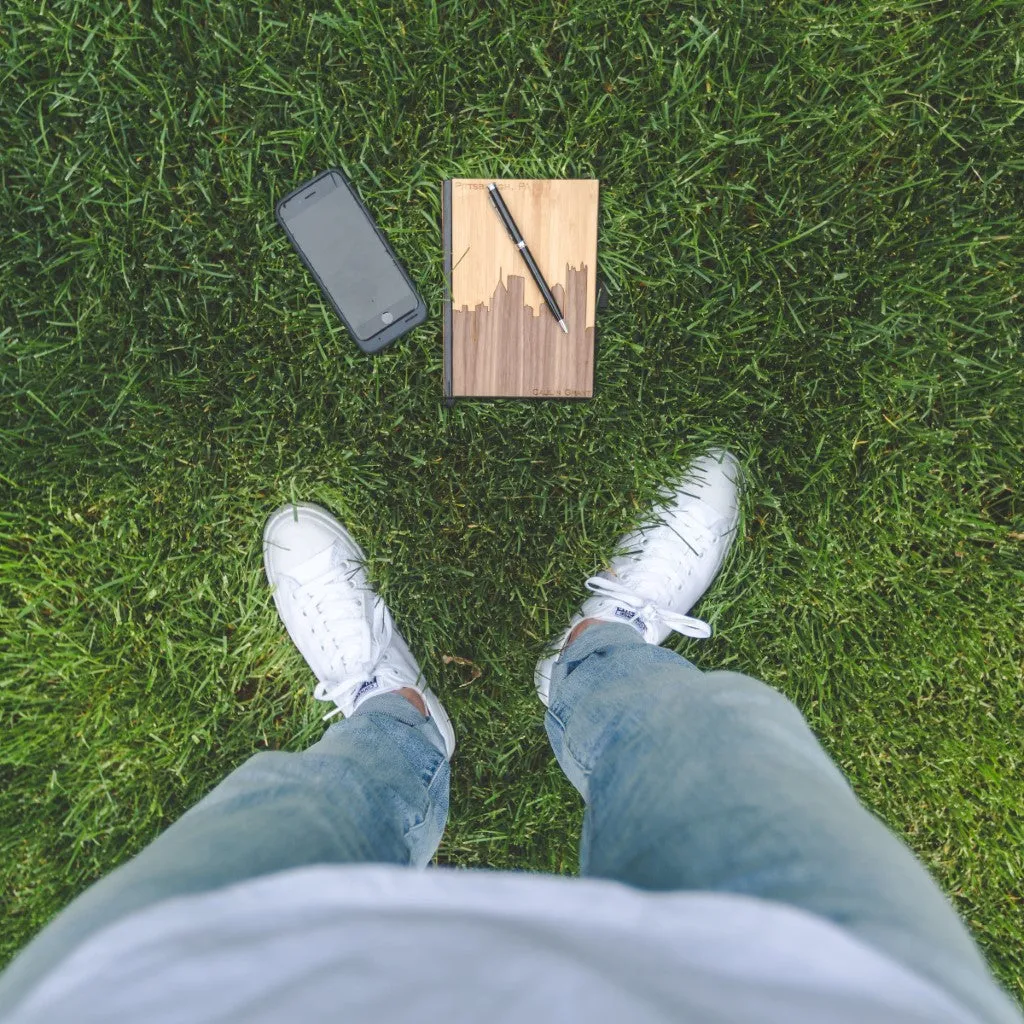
[1,0,1022,1005]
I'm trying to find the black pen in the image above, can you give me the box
[487,182,569,334]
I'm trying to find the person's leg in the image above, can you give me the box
[0,692,449,1013]
[545,620,1017,1024]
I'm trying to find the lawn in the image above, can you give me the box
[1,0,1022,1006]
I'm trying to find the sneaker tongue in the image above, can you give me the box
[610,605,653,639]
[287,544,340,588]
[321,590,390,696]
[350,674,393,711]
[581,581,653,640]
[582,600,652,640]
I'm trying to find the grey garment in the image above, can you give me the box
[0,865,1000,1024]
[0,623,1019,1023]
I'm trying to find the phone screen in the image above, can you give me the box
[282,174,417,342]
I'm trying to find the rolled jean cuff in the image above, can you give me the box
[350,690,447,757]
[559,620,647,672]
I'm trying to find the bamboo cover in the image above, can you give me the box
[442,178,599,401]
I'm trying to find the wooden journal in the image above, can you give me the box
[442,178,599,402]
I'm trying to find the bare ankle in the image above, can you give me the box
[397,687,427,717]
[567,617,605,647]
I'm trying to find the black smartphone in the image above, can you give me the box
[276,168,427,354]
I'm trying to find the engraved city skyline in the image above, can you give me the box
[451,262,594,398]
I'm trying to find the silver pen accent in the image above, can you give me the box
[487,182,569,335]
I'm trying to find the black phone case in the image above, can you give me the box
[275,168,427,355]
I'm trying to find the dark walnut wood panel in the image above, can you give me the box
[452,264,593,397]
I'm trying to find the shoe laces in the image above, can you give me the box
[585,573,712,639]
[585,511,715,639]
[297,565,404,720]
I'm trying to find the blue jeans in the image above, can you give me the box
[0,623,1014,1023]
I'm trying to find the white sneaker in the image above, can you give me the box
[534,449,743,706]
[263,503,455,759]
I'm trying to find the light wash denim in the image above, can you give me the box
[0,694,449,1013]
[0,622,1014,1024]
